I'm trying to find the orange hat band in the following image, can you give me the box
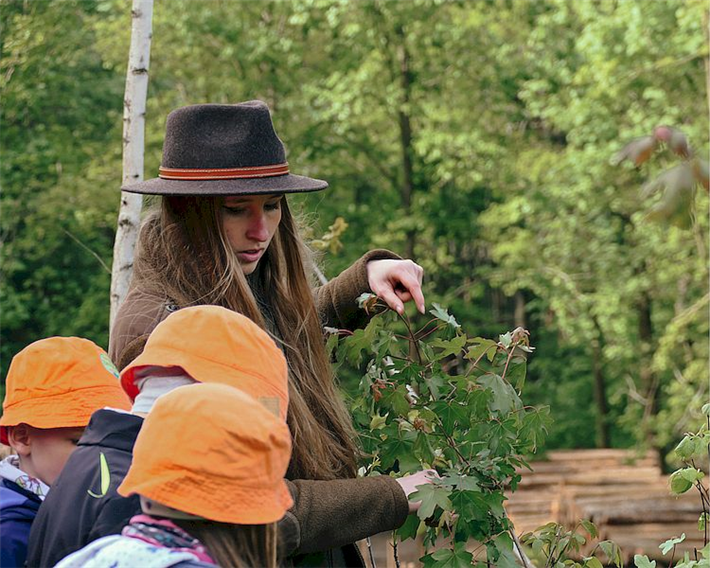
[158,163,289,180]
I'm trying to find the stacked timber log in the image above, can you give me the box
[506,449,702,562]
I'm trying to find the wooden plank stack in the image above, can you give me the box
[506,449,703,562]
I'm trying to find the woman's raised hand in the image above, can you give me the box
[366,259,425,315]
[394,469,439,513]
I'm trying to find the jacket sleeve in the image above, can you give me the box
[313,249,402,331]
[281,476,409,555]
[0,514,31,568]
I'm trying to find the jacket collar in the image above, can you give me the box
[79,408,143,452]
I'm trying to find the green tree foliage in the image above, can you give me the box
[335,296,550,566]
[1,0,707,459]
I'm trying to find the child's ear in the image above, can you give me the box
[8,424,33,457]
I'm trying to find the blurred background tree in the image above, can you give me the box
[1,0,707,458]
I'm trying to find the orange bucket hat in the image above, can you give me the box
[0,337,132,445]
[118,382,293,524]
[121,306,289,421]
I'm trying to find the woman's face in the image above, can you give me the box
[221,193,283,274]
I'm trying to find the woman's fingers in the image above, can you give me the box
[376,286,405,315]
[396,271,425,314]
[367,259,426,314]
[395,469,439,513]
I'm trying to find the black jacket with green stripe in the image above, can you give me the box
[27,409,143,567]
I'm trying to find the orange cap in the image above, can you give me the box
[118,382,293,524]
[121,306,289,421]
[0,337,132,445]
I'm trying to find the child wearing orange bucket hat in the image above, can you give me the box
[27,305,291,568]
[0,337,131,568]
[54,382,292,568]
[30,305,432,568]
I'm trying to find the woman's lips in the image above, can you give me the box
[236,249,264,263]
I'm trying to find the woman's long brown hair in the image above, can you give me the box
[133,195,358,480]
[174,520,277,568]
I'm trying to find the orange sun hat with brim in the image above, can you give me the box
[120,306,289,421]
[118,382,293,524]
[0,337,132,445]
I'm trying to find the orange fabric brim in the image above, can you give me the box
[118,470,293,524]
[0,383,131,445]
[121,346,288,420]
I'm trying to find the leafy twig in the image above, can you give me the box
[397,310,423,364]
[392,539,400,568]
[510,528,535,568]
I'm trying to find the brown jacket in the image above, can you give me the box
[109,249,409,568]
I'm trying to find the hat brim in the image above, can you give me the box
[121,173,328,196]
[0,384,131,445]
[119,470,294,524]
[121,346,288,421]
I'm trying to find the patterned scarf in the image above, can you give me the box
[0,455,50,499]
[122,515,215,564]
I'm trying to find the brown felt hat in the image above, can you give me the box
[122,101,328,195]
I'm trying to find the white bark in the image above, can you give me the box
[109,0,153,342]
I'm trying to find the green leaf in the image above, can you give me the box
[324,330,340,358]
[409,483,452,520]
[505,358,527,391]
[699,512,709,532]
[580,519,598,539]
[674,436,695,460]
[584,557,604,568]
[396,513,421,541]
[466,338,498,362]
[702,403,710,417]
[423,373,446,399]
[380,430,416,471]
[430,334,468,360]
[520,405,551,452]
[414,431,435,463]
[422,545,473,568]
[431,400,470,433]
[598,541,623,568]
[478,373,521,415]
[670,468,704,494]
[381,384,410,416]
[430,303,461,330]
[634,555,656,568]
[370,413,388,430]
[343,317,382,365]
[492,533,518,568]
[660,533,686,555]
[440,473,480,492]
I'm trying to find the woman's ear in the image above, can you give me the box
[7,424,33,456]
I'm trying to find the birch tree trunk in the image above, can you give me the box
[109,0,153,343]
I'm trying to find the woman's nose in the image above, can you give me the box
[246,213,269,242]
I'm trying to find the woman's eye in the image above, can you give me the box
[223,206,246,215]
[265,201,281,212]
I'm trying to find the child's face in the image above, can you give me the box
[23,427,85,485]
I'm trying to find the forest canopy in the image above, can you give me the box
[1,0,708,457]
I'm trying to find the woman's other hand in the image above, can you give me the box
[367,259,425,315]
[394,469,438,513]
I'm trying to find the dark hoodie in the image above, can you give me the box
[27,409,143,568]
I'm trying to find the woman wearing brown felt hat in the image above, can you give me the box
[110,100,435,568]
